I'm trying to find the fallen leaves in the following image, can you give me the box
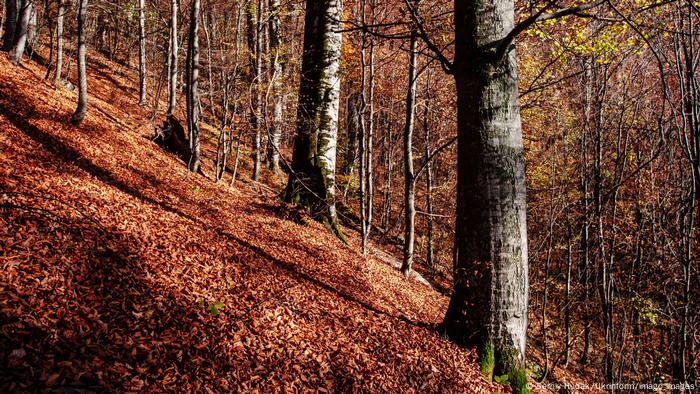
[0,50,523,393]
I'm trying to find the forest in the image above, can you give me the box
[0,0,698,392]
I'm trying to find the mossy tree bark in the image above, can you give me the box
[284,0,343,239]
[443,1,529,393]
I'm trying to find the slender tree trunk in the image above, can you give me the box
[246,0,262,181]
[564,222,572,366]
[54,0,64,83]
[443,1,529,392]
[43,0,54,79]
[186,0,200,173]
[579,55,592,365]
[381,122,393,229]
[202,12,214,118]
[167,0,178,116]
[400,30,418,278]
[266,0,283,172]
[10,0,32,65]
[26,2,34,49]
[423,71,434,271]
[1,0,18,51]
[70,0,88,125]
[284,0,344,239]
[364,39,375,245]
[343,92,361,176]
[138,0,147,106]
[359,27,368,253]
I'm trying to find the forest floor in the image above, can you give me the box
[0,49,571,393]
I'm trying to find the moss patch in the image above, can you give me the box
[479,341,495,381]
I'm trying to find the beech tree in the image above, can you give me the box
[245,0,262,181]
[2,0,18,51]
[186,0,201,172]
[166,0,178,116]
[284,0,343,238]
[137,0,147,106]
[10,0,33,64]
[70,0,88,125]
[53,0,65,84]
[266,0,283,172]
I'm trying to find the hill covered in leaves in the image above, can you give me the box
[0,51,524,392]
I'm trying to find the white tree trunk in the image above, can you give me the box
[166,0,178,116]
[285,0,343,237]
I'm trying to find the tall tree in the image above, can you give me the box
[1,0,19,52]
[343,92,361,176]
[438,1,530,392]
[70,0,88,125]
[10,0,32,64]
[284,0,344,238]
[138,0,147,106]
[245,0,262,180]
[266,0,283,172]
[166,0,178,116]
[185,0,200,172]
[400,30,418,277]
[53,0,65,84]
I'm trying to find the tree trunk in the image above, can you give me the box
[400,30,417,278]
[70,0,88,125]
[138,0,147,106]
[343,92,361,176]
[186,0,200,173]
[284,0,343,239]
[10,0,32,65]
[54,0,64,84]
[266,0,283,172]
[443,1,529,392]
[1,0,18,52]
[166,0,178,116]
[423,71,434,270]
[245,0,262,181]
[364,39,375,247]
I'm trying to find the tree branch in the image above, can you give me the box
[495,0,607,62]
[414,135,457,180]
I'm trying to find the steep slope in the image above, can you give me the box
[0,53,522,392]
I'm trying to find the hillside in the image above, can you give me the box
[0,51,531,392]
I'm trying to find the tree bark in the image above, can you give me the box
[53,0,64,84]
[423,72,434,271]
[1,0,18,52]
[186,0,200,173]
[245,0,262,181]
[166,0,178,116]
[284,0,343,239]
[443,1,529,392]
[266,0,283,172]
[10,0,32,64]
[343,92,361,176]
[138,0,147,106]
[70,0,88,125]
[400,30,418,278]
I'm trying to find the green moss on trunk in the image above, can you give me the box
[479,341,495,381]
